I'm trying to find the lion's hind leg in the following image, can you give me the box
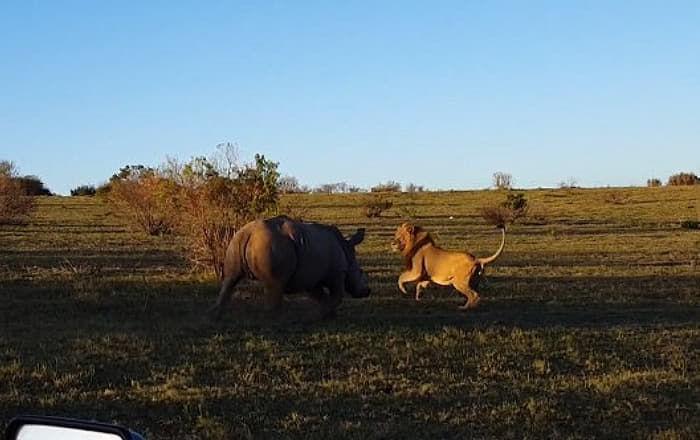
[453,278,481,310]
[415,280,431,301]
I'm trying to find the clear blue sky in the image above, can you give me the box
[1,1,698,195]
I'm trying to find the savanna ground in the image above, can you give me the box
[1,187,699,439]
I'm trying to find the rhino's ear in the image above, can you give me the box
[348,228,365,246]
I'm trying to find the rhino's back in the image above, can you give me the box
[283,220,348,288]
[241,219,298,285]
[227,217,347,292]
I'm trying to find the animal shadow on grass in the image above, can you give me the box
[355,273,699,332]
[209,294,335,329]
[3,272,696,338]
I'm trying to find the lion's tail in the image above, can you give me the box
[476,225,505,266]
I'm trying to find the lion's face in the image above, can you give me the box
[391,223,421,254]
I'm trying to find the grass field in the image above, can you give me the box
[1,187,699,439]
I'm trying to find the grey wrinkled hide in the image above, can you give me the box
[210,216,370,320]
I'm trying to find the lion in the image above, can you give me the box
[391,222,505,309]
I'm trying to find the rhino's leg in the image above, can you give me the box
[262,282,285,312]
[322,277,344,318]
[308,287,334,319]
[308,286,328,302]
[210,273,243,321]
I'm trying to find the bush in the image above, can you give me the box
[0,176,35,224]
[1,161,51,196]
[364,196,393,218]
[647,178,662,187]
[179,177,240,279]
[0,161,14,177]
[16,176,52,195]
[177,153,280,279]
[480,205,510,227]
[236,154,280,215]
[668,172,699,186]
[108,174,181,236]
[106,148,280,278]
[480,192,529,226]
[371,181,401,192]
[111,164,157,181]
[0,160,36,224]
[95,182,112,197]
[70,185,97,196]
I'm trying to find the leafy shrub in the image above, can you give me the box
[70,185,97,196]
[177,153,280,279]
[364,196,393,218]
[668,172,699,186]
[480,192,529,226]
[647,178,662,187]
[480,205,510,227]
[16,176,52,195]
[111,164,157,181]
[106,148,280,278]
[0,176,35,224]
[1,161,51,196]
[179,177,240,278]
[0,161,14,177]
[238,155,280,215]
[0,161,36,224]
[108,173,181,236]
[504,192,528,213]
[95,182,112,197]
[371,181,401,192]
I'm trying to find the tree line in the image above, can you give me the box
[2,151,699,276]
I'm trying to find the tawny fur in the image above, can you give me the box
[391,223,505,310]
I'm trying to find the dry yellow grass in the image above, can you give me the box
[1,186,698,439]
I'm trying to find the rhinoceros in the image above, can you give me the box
[210,216,371,320]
